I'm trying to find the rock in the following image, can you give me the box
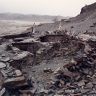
[89,89,96,94]
[20,38,37,43]
[12,47,20,52]
[39,89,48,94]
[92,78,96,85]
[75,75,81,81]
[2,31,30,39]
[63,68,78,78]
[43,68,53,73]
[6,44,13,51]
[77,80,85,87]
[0,62,6,69]
[65,89,75,94]
[85,82,93,89]
[4,76,25,84]
[84,43,91,54]
[1,66,15,77]
[0,57,10,62]
[83,69,89,75]
[12,51,30,60]
[19,89,36,96]
[54,94,64,96]
[54,67,62,74]
[70,58,77,65]
[0,88,6,96]
[70,93,81,96]
[15,70,22,76]
[47,89,55,95]
[80,89,90,94]
[10,51,33,69]
[13,37,24,42]
[0,73,4,87]
[57,90,64,95]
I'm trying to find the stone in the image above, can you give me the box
[4,76,25,84]
[15,70,22,76]
[65,89,75,94]
[39,89,48,94]
[0,88,6,96]
[70,58,77,65]
[77,80,85,87]
[0,62,6,69]
[70,94,81,96]
[12,51,30,60]
[80,89,90,94]
[54,67,62,74]
[63,68,77,78]
[92,79,96,85]
[85,82,93,89]
[0,57,10,62]
[43,68,53,73]
[1,66,14,77]
[20,38,36,43]
[57,89,65,95]
[19,89,36,96]
[54,94,64,96]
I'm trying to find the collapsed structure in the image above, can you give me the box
[0,27,96,96]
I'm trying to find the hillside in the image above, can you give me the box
[34,2,96,36]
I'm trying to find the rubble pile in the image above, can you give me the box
[0,39,34,95]
[0,29,96,96]
[47,38,96,96]
[0,63,34,96]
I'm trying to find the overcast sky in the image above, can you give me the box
[0,0,96,16]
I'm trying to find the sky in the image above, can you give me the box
[0,0,96,16]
